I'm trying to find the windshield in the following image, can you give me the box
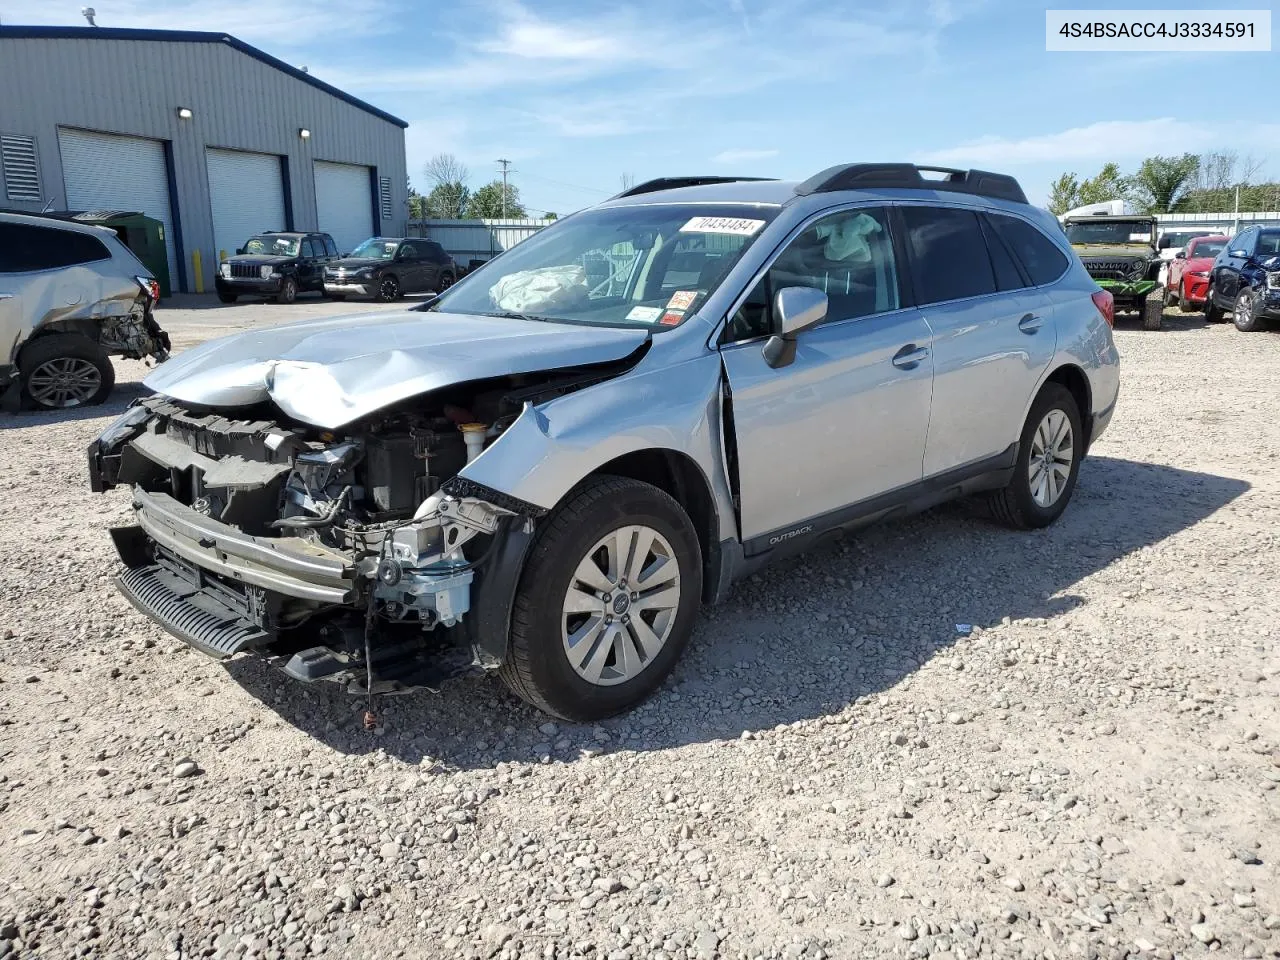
[349,238,399,260]
[1065,221,1154,245]
[243,235,300,257]
[426,204,779,328]
[1188,239,1225,259]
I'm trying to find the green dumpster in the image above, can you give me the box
[71,210,173,297]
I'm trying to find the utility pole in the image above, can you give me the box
[495,159,512,219]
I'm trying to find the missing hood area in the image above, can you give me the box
[92,345,647,695]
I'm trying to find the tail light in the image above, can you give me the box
[1091,289,1114,328]
[135,276,161,303]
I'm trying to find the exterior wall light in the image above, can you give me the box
[177,107,193,120]
[299,128,311,139]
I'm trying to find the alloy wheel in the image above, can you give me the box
[561,524,681,687]
[26,357,103,408]
[380,276,399,300]
[1028,409,1074,508]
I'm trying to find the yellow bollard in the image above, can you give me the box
[192,249,204,294]
[219,249,227,262]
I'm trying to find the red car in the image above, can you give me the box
[1165,235,1228,308]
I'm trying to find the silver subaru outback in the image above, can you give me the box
[88,164,1120,721]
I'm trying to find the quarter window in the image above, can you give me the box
[980,217,1026,291]
[0,223,110,272]
[727,206,899,340]
[902,206,996,305]
[988,214,1069,286]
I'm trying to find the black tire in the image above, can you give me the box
[1163,283,1178,308]
[275,276,298,305]
[1142,291,1163,331]
[376,274,401,303]
[1233,289,1265,332]
[327,293,346,301]
[438,272,455,292]
[217,291,237,304]
[499,475,703,722]
[1204,286,1226,322]
[986,383,1084,531]
[18,334,114,410]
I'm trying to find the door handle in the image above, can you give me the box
[1018,313,1044,333]
[892,344,929,369]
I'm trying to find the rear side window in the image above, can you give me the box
[988,214,1069,286]
[979,217,1026,291]
[0,222,111,273]
[901,206,996,305]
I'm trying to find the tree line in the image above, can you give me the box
[407,154,557,221]
[1048,151,1280,215]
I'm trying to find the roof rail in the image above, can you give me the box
[795,163,1028,204]
[614,176,777,199]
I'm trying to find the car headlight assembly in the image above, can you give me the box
[260,264,274,280]
[357,267,376,278]
[1129,262,1149,281]
[1190,270,1209,279]
[1267,271,1280,290]
[95,404,152,448]
[219,262,231,279]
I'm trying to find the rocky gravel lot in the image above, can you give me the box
[0,303,1277,960]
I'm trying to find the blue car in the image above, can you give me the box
[1205,225,1280,331]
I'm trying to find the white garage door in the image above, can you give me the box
[314,160,373,255]
[58,128,178,285]
[206,148,286,262]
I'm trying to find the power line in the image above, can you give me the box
[519,172,611,196]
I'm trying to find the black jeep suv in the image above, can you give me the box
[215,231,338,304]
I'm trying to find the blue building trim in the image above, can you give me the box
[0,25,408,129]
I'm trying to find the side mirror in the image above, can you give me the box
[1157,237,1171,250]
[762,286,827,368]
[236,247,244,255]
[1175,250,1186,259]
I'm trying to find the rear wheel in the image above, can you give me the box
[986,383,1083,530]
[438,272,455,292]
[499,476,702,721]
[376,274,401,302]
[275,276,298,305]
[1233,289,1265,332]
[1143,291,1164,330]
[1163,283,1178,308]
[19,334,114,410]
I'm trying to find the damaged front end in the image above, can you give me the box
[89,384,551,695]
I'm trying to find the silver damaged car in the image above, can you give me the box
[88,164,1121,721]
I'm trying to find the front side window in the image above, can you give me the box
[726,206,899,341]
[350,238,398,260]
[989,214,1069,286]
[243,235,300,257]
[0,223,110,272]
[323,236,338,257]
[902,206,996,305]
[301,239,316,258]
[426,204,778,328]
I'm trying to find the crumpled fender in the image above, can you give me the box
[457,350,738,542]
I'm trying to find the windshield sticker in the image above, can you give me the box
[626,305,662,322]
[659,310,684,326]
[666,290,698,311]
[1129,233,1152,241]
[679,216,766,236]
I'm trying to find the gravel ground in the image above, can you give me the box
[0,302,1277,960]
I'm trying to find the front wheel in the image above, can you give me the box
[986,383,1083,530]
[376,275,401,302]
[1234,289,1266,332]
[1204,288,1226,322]
[1143,291,1163,330]
[275,276,298,305]
[499,476,702,721]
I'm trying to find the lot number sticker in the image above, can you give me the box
[680,216,766,236]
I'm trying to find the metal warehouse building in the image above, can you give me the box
[0,25,408,293]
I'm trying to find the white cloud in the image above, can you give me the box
[712,148,780,164]
[921,119,1213,168]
